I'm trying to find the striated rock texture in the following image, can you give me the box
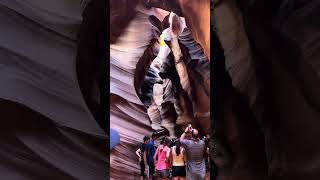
[213,0,320,179]
[110,2,156,178]
[110,1,210,179]
[143,0,211,60]
[0,0,107,179]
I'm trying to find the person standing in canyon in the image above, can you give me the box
[136,136,150,180]
[180,126,206,180]
[147,133,158,179]
[171,140,187,180]
[153,137,171,179]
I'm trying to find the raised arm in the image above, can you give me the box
[180,132,186,142]
[180,126,192,141]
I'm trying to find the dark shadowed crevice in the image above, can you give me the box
[76,0,107,132]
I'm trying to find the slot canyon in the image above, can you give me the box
[110,0,210,178]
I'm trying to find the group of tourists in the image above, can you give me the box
[136,126,210,180]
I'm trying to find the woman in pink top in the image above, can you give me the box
[154,137,171,179]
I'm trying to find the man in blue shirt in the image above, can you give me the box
[147,133,158,179]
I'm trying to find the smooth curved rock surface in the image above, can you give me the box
[144,0,211,60]
[110,3,156,178]
[110,2,210,178]
[0,0,106,179]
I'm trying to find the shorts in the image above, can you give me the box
[147,162,155,177]
[172,166,186,177]
[157,169,170,179]
[186,170,205,180]
[140,161,145,177]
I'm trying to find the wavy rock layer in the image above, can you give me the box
[110,4,156,179]
[110,2,210,179]
[0,0,106,179]
[144,0,211,60]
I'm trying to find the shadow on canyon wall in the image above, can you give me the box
[213,0,320,179]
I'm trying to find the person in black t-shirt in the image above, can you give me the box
[136,136,150,180]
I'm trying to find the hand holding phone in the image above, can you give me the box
[185,124,192,133]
